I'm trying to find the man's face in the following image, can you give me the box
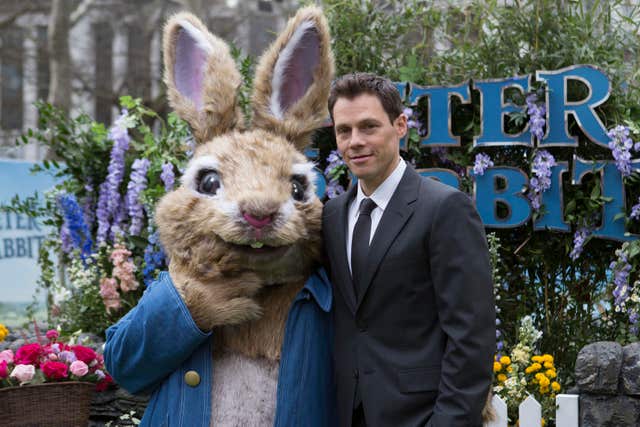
[332,93,407,194]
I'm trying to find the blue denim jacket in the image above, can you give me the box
[104,269,337,427]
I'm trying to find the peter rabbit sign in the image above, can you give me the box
[0,159,56,325]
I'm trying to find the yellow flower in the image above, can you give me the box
[540,385,549,394]
[539,376,551,387]
[542,354,554,363]
[531,355,544,363]
[494,361,502,372]
[497,374,507,382]
[0,323,8,342]
[542,417,546,426]
[543,361,554,369]
[526,364,542,374]
[552,381,561,391]
[500,356,511,365]
[507,366,513,373]
[546,369,556,378]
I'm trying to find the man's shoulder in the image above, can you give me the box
[323,190,350,214]
[416,173,466,203]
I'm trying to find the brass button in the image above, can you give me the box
[184,370,200,387]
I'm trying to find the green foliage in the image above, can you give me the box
[320,0,640,393]
[5,97,192,337]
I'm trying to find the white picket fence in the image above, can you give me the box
[485,394,579,427]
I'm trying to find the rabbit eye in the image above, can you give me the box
[197,170,221,195]
[291,175,308,202]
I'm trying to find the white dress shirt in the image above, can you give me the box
[347,159,406,272]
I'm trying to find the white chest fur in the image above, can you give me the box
[211,351,280,427]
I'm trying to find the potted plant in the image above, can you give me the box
[0,327,113,427]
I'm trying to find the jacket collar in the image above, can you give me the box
[298,267,333,312]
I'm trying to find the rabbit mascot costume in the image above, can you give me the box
[104,6,336,427]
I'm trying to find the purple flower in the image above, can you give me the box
[324,150,347,199]
[607,125,636,177]
[96,181,110,243]
[161,163,175,192]
[60,225,73,253]
[98,109,132,243]
[58,350,77,364]
[327,180,345,199]
[570,226,591,260]
[528,150,556,212]
[631,197,640,220]
[473,153,494,176]
[126,158,151,236]
[526,93,546,140]
[611,251,632,308]
[95,369,106,380]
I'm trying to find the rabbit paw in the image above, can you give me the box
[170,265,264,330]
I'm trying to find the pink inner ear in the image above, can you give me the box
[278,27,320,113]
[174,28,207,110]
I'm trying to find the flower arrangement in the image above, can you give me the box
[7,96,192,336]
[492,316,562,426]
[0,329,113,391]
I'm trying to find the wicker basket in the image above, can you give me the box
[0,381,95,427]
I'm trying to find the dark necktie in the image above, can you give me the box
[351,198,377,300]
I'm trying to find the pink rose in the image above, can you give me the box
[0,349,13,364]
[70,360,89,377]
[41,361,68,379]
[10,364,35,383]
[46,329,59,341]
[0,360,7,378]
[15,343,43,366]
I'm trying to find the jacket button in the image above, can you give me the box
[184,370,200,387]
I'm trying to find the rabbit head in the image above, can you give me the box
[156,7,334,285]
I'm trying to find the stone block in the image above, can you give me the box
[621,342,640,396]
[576,341,622,394]
[580,394,640,427]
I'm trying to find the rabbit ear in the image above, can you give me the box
[163,12,243,143]
[251,6,334,151]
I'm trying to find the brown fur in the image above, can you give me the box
[215,280,302,360]
[158,7,332,360]
[163,12,244,143]
[251,6,335,151]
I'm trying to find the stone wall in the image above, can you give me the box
[575,341,640,427]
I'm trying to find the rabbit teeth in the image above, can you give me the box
[250,241,264,249]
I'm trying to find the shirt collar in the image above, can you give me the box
[354,159,406,215]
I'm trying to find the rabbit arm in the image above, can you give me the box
[104,272,211,395]
[169,263,264,331]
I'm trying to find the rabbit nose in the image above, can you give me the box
[243,212,274,229]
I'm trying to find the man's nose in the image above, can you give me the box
[348,129,366,147]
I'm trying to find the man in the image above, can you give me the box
[322,73,494,427]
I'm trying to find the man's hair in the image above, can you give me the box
[328,73,403,124]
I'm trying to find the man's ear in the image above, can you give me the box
[250,6,334,151]
[394,113,409,139]
[163,12,243,143]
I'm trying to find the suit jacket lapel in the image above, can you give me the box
[331,184,358,314]
[355,166,420,312]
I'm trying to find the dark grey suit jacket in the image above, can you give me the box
[322,165,495,427]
